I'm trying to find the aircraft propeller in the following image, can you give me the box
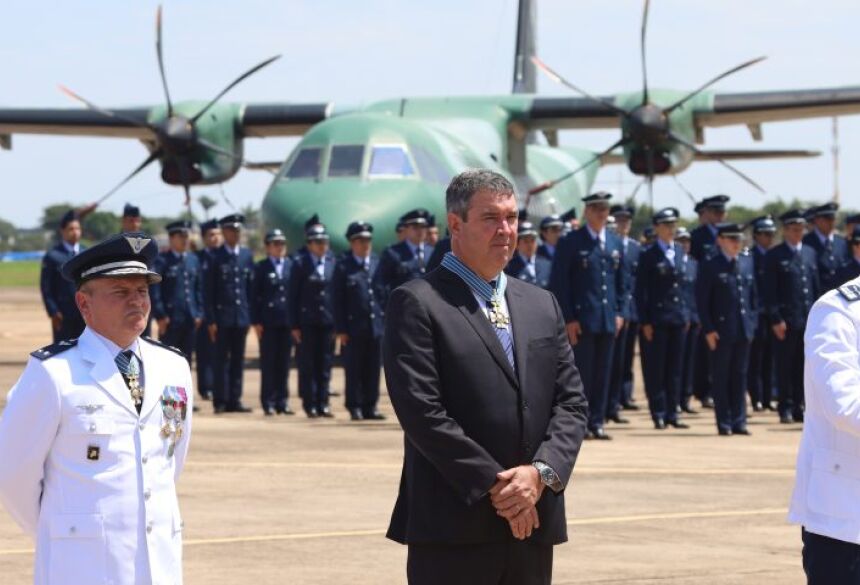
[528,0,767,209]
[60,5,281,208]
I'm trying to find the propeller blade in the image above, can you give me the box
[198,138,277,175]
[58,85,154,132]
[640,0,650,104]
[669,131,765,193]
[530,56,628,117]
[95,149,162,205]
[190,55,282,123]
[664,56,767,114]
[155,5,173,118]
[528,137,628,197]
[671,174,698,205]
[645,148,655,209]
[176,158,193,208]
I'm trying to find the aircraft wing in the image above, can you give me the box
[697,87,860,127]
[0,102,334,148]
[599,148,821,165]
[524,97,620,130]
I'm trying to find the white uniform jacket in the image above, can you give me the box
[0,327,193,585]
[789,278,860,545]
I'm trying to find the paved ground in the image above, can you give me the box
[0,288,806,583]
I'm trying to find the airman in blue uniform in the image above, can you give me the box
[607,205,641,423]
[120,203,143,233]
[746,215,777,412]
[676,227,699,414]
[333,221,386,421]
[845,213,860,240]
[373,208,434,307]
[764,209,820,424]
[634,208,691,429]
[537,214,564,261]
[40,210,87,343]
[204,213,255,414]
[803,202,849,294]
[836,226,860,286]
[251,229,295,416]
[505,221,552,289]
[696,223,757,435]
[550,191,626,440]
[426,214,441,247]
[150,220,203,361]
[290,223,337,418]
[194,219,221,401]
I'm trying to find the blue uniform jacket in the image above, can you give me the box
[373,241,434,306]
[289,251,336,328]
[251,257,294,328]
[550,226,626,334]
[620,237,642,322]
[150,251,203,324]
[763,242,819,330]
[39,243,83,319]
[536,243,555,262]
[204,245,255,328]
[634,242,690,327]
[690,224,718,262]
[505,253,552,289]
[695,252,757,341]
[803,231,848,294]
[682,253,699,324]
[333,253,385,338]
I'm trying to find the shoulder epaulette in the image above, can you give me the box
[142,336,187,358]
[838,283,860,302]
[30,338,78,360]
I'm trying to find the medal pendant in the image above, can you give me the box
[161,423,172,438]
[128,376,144,406]
[489,300,509,329]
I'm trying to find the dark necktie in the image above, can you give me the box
[115,350,143,414]
[417,246,426,271]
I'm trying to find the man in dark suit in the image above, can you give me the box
[803,202,848,294]
[373,208,435,307]
[204,213,255,414]
[333,221,386,421]
[765,209,820,424]
[290,223,337,418]
[150,220,203,360]
[505,221,551,289]
[251,229,295,416]
[635,208,692,430]
[384,169,587,585]
[747,216,777,412]
[40,210,87,342]
[696,223,757,435]
[550,191,625,440]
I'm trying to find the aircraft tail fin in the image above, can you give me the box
[512,0,537,94]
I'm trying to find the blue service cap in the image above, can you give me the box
[540,214,564,229]
[304,213,321,230]
[675,226,691,240]
[346,221,373,240]
[750,215,776,234]
[559,207,578,222]
[847,213,860,225]
[165,220,192,235]
[611,204,634,218]
[807,202,839,219]
[306,224,330,241]
[219,213,245,229]
[264,229,287,243]
[700,194,730,210]
[199,219,219,235]
[582,191,612,206]
[779,209,807,225]
[59,209,79,229]
[518,221,538,238]
[652,207,680,225]
[716,222,745,238]
[61,232,161,285]
[850,225,860,244]
[400,208,431,226]
[123,203,141,218]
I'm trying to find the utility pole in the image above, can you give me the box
[833,117,840,204]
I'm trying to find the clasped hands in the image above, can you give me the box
[489,465,544,540]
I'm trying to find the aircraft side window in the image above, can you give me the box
[368,145,415,178]
[328,145,364,177]
[285,147,322,179]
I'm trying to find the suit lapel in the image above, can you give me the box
[78,330,138,418]
[439,270,519,388]
[506,283,528,391]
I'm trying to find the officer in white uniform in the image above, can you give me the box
[0,232,193,585]
[789,276,860,583]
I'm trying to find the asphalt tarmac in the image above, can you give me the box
[0,288,805,583]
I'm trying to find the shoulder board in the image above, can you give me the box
[30,338,78,361]
[838,283,860,302]
[141,336,187,358]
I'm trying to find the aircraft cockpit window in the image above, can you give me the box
[285,147,322,179]
[368,145,415,177]
[328,145,364,177]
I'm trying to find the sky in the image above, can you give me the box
[1,0,859,227]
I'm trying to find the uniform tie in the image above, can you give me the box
[417,245,426,271]
[115,350,143,414]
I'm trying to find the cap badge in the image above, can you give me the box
[124,236,151,254]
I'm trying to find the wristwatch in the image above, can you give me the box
[532,461,563,493]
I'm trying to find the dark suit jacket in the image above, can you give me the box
[383,267,588,546]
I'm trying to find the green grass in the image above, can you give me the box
[0,261,40,287]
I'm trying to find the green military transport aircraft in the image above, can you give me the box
[1,1,859,250]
